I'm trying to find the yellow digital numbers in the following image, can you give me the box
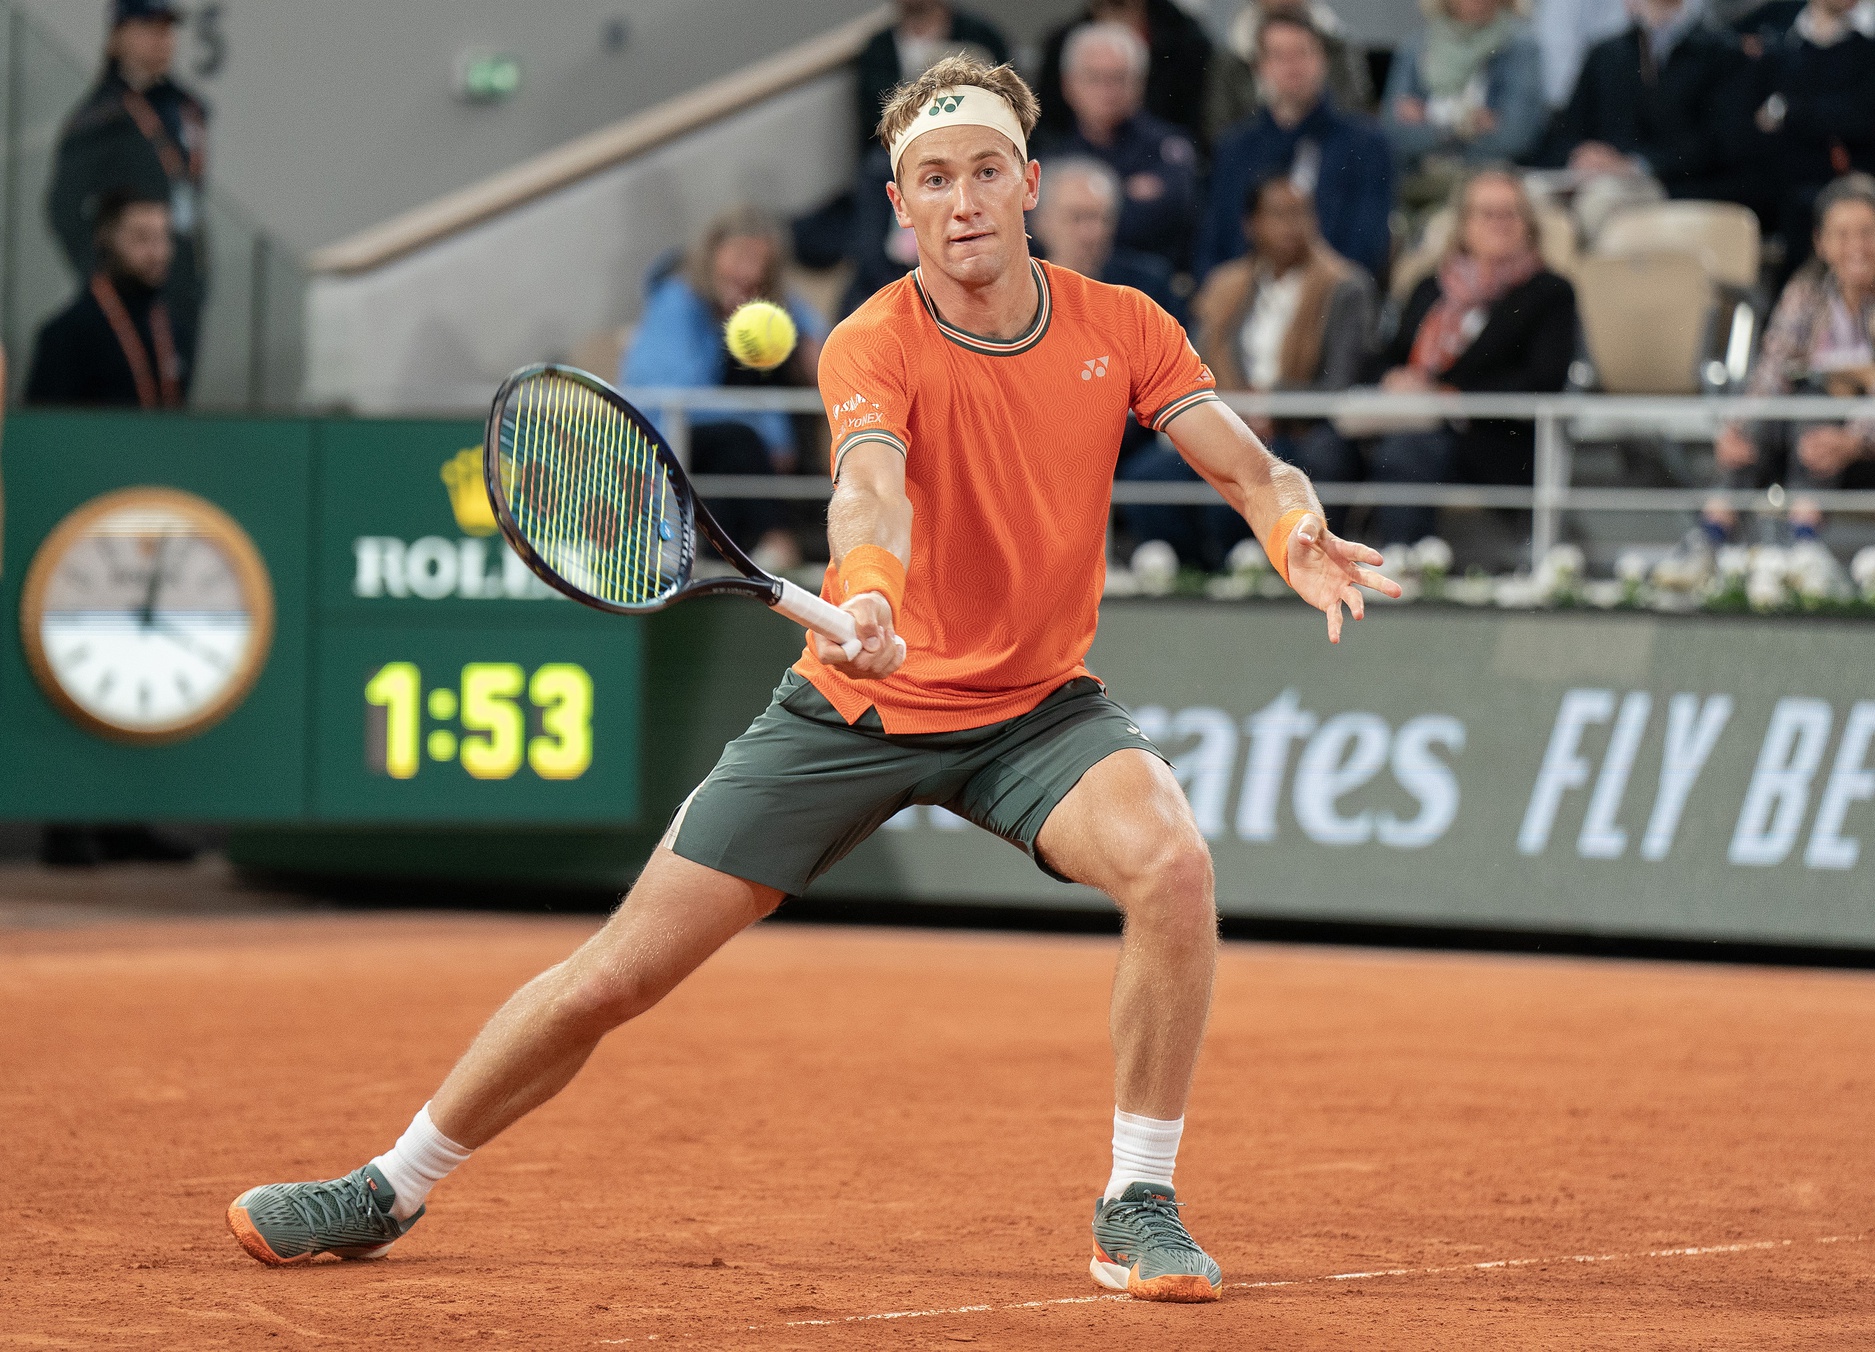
[365,660,594,782]
[364,661,421,780]
[528,664,594,780]
[460,662,526,779]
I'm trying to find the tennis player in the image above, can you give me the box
[228,55,1398,1303]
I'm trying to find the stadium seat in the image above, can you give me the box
[1575,252,1713,395]
[1593,200,1760,292]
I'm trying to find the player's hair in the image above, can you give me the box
[681,203,788,314]
[1062,21,1149,80]
[875,54,1041,171]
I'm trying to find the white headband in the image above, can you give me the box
[889,86,1029,178]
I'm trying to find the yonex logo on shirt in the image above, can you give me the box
[929,95,965,114]
[1082,356,1109,380]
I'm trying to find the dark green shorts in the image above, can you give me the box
[665,671,1167,895]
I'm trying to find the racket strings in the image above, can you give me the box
[499,373,681,606]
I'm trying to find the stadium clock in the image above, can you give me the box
[364,660,593,781]
[19,487,275,743]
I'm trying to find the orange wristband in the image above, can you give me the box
[1265,508,1314,586]
[838,544,906,615]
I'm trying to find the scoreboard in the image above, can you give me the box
[0,411,643,825]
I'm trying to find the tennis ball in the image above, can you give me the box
[724,300,797,372]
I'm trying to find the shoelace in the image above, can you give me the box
[281,1176,384,1236]
[1109,1195,1202,1254]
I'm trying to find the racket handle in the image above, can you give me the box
[774,578,864,661]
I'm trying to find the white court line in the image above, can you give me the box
[773,1232,1868,1328]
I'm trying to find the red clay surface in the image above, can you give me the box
[3,904,1873,1349]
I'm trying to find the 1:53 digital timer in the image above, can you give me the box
[364,661,592,781]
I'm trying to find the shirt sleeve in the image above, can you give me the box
[1126,288,1219,434]
[818,316,914,478]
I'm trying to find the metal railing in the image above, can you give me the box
[628,386,1875,559]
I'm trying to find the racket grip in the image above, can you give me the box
[774,578,863,661]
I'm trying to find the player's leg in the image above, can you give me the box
[1038,747,1223,1303]
[226,848,778,1266]
[427,847,780,1149]
[1034,747,1218,1125]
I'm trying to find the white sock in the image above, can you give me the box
[369,1104,473,1221]
[1105,1108,1183,1200]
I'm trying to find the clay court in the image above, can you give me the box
[3,870,1872,1349]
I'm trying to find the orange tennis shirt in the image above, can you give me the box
[794,258,1218,733]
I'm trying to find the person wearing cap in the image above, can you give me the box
[223,51,1400,1305]
[48,0,208,392]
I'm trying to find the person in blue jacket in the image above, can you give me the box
[1382,0,1548,175]
[1196,11,1394,283]
[623,205,828,569]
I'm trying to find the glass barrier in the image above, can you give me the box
[0,0,302,410]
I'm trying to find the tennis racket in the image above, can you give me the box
[483,363,865,659]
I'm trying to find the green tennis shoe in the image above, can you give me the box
[227,1164,422,1265]
[1090,1181,1222,1302]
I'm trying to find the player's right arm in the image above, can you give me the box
[810,443,911,679]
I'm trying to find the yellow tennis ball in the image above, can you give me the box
[724,300,797,372]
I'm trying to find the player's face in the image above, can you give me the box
[887,126,1041,288]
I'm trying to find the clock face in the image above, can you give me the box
[21,489,275,742]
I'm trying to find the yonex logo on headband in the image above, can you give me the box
[891,85,1029,177]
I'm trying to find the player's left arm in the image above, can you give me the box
[1162,401,1402,643]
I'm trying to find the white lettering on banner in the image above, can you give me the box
[1518,688,1616,856]
[1135,706,1238,838]
[1293,712,1391,845]
[1640,693,1733,861]
[1729,698,1833,866]
[1578,691,1652,859]
[1235,689,1317,842]
[1378,715,1466,848]
[1804,701,1875,870]
[351,536,561,600]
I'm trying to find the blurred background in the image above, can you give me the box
[4,0,1874,956]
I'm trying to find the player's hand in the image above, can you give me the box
[811,590,907,680]
[1283,514,1402,644]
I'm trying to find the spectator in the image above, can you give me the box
[1533,0,1631,106]
[27,190,183,408]
[853,1,1009,150]
[1362,168,1577,545]
[1030,157,1181,313]
[1038,0,1214,148]
[1750,0,1875,273]
[1383,0,1548,189]
[622,206,828,569]
[838,144,921,316]
[48,0,207,387]
[1123,174,1373,558]
[1197,13,1394,282]
[1705,173,1875,541]
[1037,23,1200,271]
[1207,0,1375,142]
[1544,0,1761,214]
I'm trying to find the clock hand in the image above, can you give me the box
[138,536,173,630]
[147,616,232,671]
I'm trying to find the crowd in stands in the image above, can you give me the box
[27,0,1875,576]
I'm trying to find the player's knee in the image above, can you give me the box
[1120,835,1216,930]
